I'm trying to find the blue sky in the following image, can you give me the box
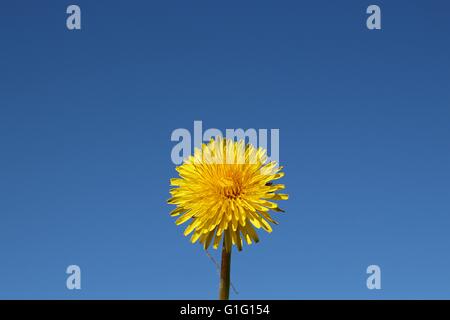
[0,0,449,299]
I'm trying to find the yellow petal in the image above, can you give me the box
[170,207,185,217]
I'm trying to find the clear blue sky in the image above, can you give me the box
[1,1,449,299]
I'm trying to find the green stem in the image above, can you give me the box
[219,239,232,300]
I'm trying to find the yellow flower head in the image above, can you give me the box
[168,137,288,252]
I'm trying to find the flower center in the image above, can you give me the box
[217,177,242,200]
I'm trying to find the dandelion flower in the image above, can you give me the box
[168,137,288,252]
